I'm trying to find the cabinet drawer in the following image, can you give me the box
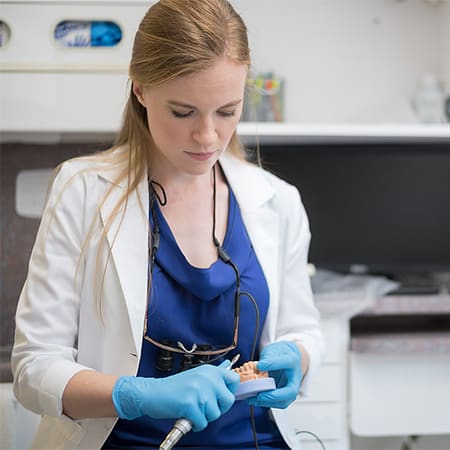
[290,401,345,440]
[0,72,127,132]
[299,439,346,450]
[350,352,450,436]
[302,364,342,402]
[1,2,151,71]
[321,319,349,363]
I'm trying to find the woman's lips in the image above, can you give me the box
[186,151,216,161]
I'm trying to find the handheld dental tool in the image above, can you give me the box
[159,354,240,450]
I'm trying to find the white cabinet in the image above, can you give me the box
[292,319,350,450]
[350,352,450,437]
[0,383,40,450]
[0,1,150,70]
[349,295,450,438]
[0,1,151,135]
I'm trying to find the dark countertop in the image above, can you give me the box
[359,294,450,315]
[0,347,13,382]
[351,331,450,353]
[351,294,450,353]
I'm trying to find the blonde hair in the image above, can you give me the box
[67,0,251,315]
[104,0,251,192]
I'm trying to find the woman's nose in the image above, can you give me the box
[192,116,217,146]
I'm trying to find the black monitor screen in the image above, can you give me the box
[257,141,450,276]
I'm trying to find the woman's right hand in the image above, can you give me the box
[112,360,240,431]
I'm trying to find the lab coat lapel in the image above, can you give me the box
[99,173,149,354]
[220,153,280,341]
[241,204,280,343]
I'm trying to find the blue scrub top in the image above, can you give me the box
[104,185,288,449]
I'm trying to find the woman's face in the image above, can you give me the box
[134,56,248,178]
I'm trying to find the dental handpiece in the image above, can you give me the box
[158,354,240,450]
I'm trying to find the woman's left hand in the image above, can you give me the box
[248,341,302,409]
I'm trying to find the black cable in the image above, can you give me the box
[150,165,263,448]
[249,405,259,450]
[240,291,260,362]
[212,164,262,450]
[295,430,327,449]
[149,179,167,206]
[150,166,325,450]
[148,179,166,273]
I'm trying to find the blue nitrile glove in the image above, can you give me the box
[248,341,302,409]
[112,360,240,431]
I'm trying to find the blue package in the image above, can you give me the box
[91,22,122,47]
[54,21,122,47]
[54,21,91,47]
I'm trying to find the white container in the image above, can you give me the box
[412,73,445,123]
[0,21,11,47]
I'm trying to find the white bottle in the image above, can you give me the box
[412,73,445,123]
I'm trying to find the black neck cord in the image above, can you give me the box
[211,165,241,318]
[211,165,260,450]
[148,180,166,274]
[150,179,167,206]
[148,166,262,449]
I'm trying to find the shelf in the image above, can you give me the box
[237,122,450,144]
[357,294,450,316]
[351,332,450,354]
[3,122,450,144]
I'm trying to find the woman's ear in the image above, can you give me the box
[132,82,146,106]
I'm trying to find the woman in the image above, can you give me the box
[11,0,325,449]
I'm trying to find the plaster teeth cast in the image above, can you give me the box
[233,361,276,400]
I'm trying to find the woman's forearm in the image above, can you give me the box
[295,341,310,377]
[62,370,119,419]
[62,344,309,420]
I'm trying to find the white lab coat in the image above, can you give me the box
[11,149,325,450]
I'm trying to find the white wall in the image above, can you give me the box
[233,0,448,123]
[1,0,448,135]
[443,1,450,96]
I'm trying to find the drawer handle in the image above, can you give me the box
[54,20,122,47]
[0,21,11,48]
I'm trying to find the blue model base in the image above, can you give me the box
[234,377,276,401]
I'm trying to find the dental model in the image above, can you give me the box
[232,361,276,400]
[233,361,269,381]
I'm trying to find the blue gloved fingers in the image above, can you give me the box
[185,371,235,431]
[246,341,302,409]
[247,371,300,409]
[112,363,239,423]
[203,395,222,426]
[215,381,237,414]
[203,366,238,416]
[218,359,231,368]
[175,364,238,428]
[247,386,296,409]
[176,366,235,423]
[215,359,241,395]
[221,371,241,394]
[259,340,300,358]
[186,397,209,432]
[257,341,301,372]
[187,390,231,431]
[257,353,299,372]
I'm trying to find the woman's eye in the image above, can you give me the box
[218,110,236,117]
[171,110,193,118]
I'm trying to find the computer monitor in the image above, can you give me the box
[257,140,450,280]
